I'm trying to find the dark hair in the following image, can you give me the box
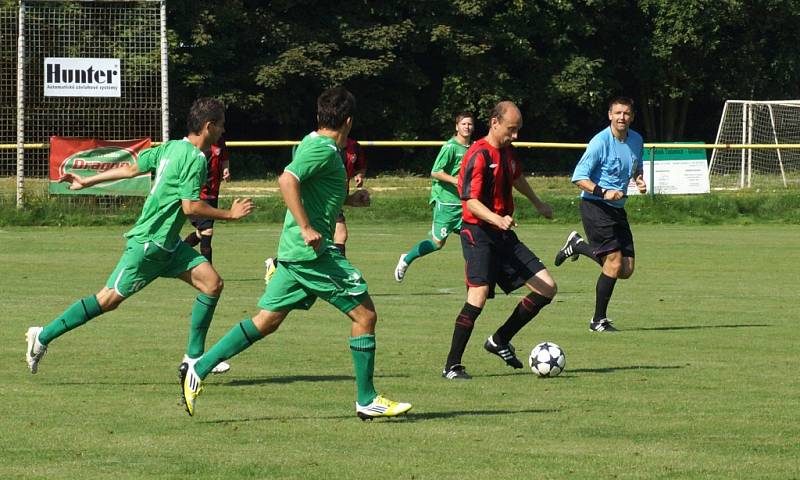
[186,97,225,134]
[608,96,635,111]
[317,87,356,130]
[488,101,517,122]
[455,111,474,123]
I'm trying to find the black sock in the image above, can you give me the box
[334,243,346,257]
[575,240,601,265]
[494,292,552,344]
[445,303,482,369]
[593,273,617,321]
[200,235,213,264]
[184,232,200,247]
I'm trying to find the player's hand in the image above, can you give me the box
[59,172,87,190]
[301,226,322,251]
[603,189,625,201]
[495,214,516,230]
[222,168,231,182]
[536,201,554,220]
[229,198,254,219]
[354,173,364,188]
[347,189,370,207]
[635,176,647,194]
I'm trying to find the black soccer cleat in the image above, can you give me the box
[554,231,583,266]
[442,364,472,380]
[483,336,523,369]
[589,318,619,332]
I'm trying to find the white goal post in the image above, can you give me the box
[708,100,800,189]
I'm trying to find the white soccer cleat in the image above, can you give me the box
[181,354,230,375]
[25,326,47,374]
[356,394,412,420]
[394,254,409,282]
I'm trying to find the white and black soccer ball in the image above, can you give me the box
[529,342,566,377]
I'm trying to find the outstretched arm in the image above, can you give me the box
[513,176,553,219]
[59,162,141,190]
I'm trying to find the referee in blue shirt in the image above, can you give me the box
[554,96,647,332]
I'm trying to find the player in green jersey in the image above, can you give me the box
[394,112,474,282]
[25,98,254,378]
[180,87,412,420]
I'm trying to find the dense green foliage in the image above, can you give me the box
[167,0,800,166]
[2,224,799,478]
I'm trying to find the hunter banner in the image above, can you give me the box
[49,137,152,196]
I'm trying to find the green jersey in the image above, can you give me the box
[124,139,206,251]
[430,137,469,205]
[278,132,347,262]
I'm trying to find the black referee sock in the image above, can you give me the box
[494,292,552,345]
[593,273,617,321]
[445,302,482,370]
[575,240,601,265]
[334,243,346,257]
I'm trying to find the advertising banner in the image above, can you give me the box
[627,143,710,195]
[44,57,121,97]
[49,137,152,196]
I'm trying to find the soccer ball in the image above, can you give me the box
[529,342,566,377]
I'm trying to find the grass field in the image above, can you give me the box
[1,223,798,479]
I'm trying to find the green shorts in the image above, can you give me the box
[258,248,369,314]
[431,201,462,242]
[105,239,207,297]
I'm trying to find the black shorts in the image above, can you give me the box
[460,223,545,298]
[580,198,635,258]
[189,198,218,231]
[336,210,346,223]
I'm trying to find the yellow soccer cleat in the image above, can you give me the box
[355,395,412,421]
[178,361,203,417]
[264,257,277,285]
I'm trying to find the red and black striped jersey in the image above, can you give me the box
[458,137,522,227]
[200,137,228,200]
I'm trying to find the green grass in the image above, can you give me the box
[1,223,799,479]
[4,175,800,226]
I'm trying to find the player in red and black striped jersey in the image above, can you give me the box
[184,136,230,264]
[333,137,368,256]
[442,101,558,380]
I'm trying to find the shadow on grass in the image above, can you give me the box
[220,373,409,387]
[200,407,559,424]
[627,323,771,331]
[567,365,685,374]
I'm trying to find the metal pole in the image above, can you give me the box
[160,0,169,141]
[16,1,25,208]
[649,146,655,197]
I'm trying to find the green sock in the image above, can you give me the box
[404,239,438,264]
[186,293,219,358]
[38,295,103,345]
[349,334,378,406]
[195,319,263,379]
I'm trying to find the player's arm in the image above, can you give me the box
[465,199,515,230]
[572,143,624,201]
[634,145,646,193]
[278,170,322,249]
[575,179,624,201]
[513,176,553,220]
[181,198,252,220]
[59,162,140,190]
[431,170,458,186]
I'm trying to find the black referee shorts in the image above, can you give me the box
[460,223,545,298]
[580,198,635,258]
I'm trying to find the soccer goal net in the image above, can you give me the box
[708,100,800,189]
